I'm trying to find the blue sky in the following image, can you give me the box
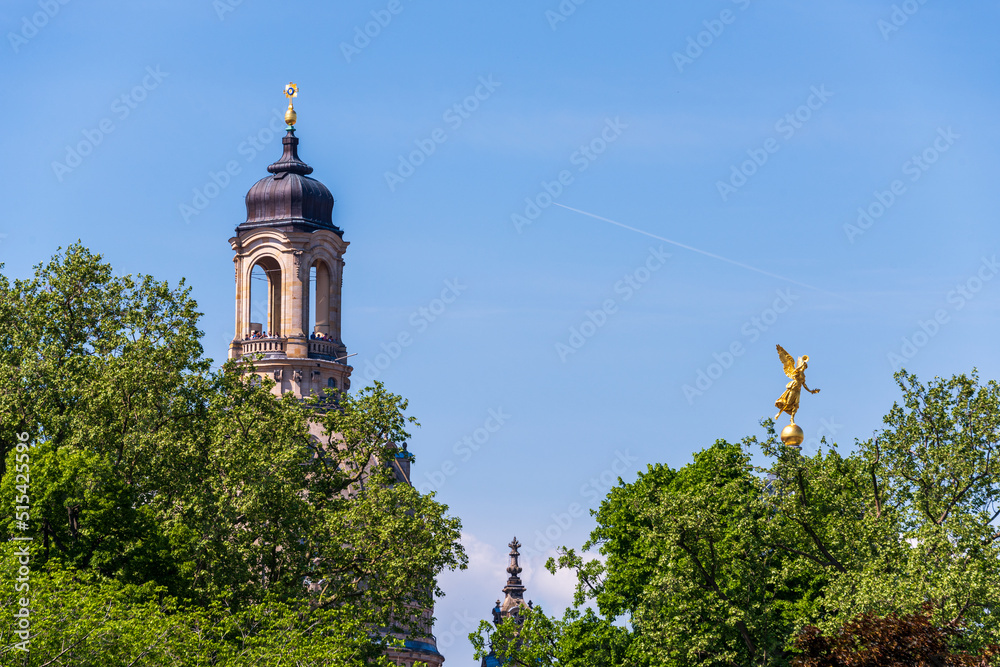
[3,0,999,661]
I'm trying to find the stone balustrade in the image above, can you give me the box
[308,339,341,361]
[242,337,287,356]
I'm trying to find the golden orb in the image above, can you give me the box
[780,423,804,447]
[285,101,297,127]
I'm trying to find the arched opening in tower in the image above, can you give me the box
[248,257,282,337]
[309,259,332,338]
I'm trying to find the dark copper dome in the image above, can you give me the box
[238,130,340,235]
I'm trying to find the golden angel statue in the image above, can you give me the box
[773,344,819,425]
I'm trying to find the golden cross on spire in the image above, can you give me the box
[283,82,298,128]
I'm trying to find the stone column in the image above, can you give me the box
[284,249,308,359]
[229,252,245,360]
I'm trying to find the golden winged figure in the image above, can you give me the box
[774,345,819,425]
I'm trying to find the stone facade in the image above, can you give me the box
[481,538,532,667]
[226,124,444,667]
[227,226,353,401]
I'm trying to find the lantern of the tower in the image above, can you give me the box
[228,97,351,400]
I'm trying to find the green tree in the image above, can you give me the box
[515,371,1000,666]
[571,440,792,666]
[0,567,388,666]
[0,244,466,665]
[472,441,780,666]
[470,605,633,667]
[764,371,1000,650]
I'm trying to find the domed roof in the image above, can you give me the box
[238,130,341,235]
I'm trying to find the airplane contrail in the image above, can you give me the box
[553,203,845,299]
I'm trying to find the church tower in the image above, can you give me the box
[226,89,445,667]
[227,93,352,399]
[481,538,533,667]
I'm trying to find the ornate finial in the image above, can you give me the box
[773,344,821,446]
[507,537,522,577]
[493,537,529,624]
[283,82,298,129]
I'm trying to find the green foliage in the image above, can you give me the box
[495,370,1000,666]
[0,554,392,666]
[583,440,792,666]
[764,371,1000,651]
[470,605,633,667]
[0,244,466,664]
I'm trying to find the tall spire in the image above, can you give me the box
[497,537,530,618]
[502,537,526,602]
[271,82,311,176]
[238,81,336,234]
[484,538,534,666]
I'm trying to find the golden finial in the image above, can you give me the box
[283,82,298,128]
[773,344,820,446]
